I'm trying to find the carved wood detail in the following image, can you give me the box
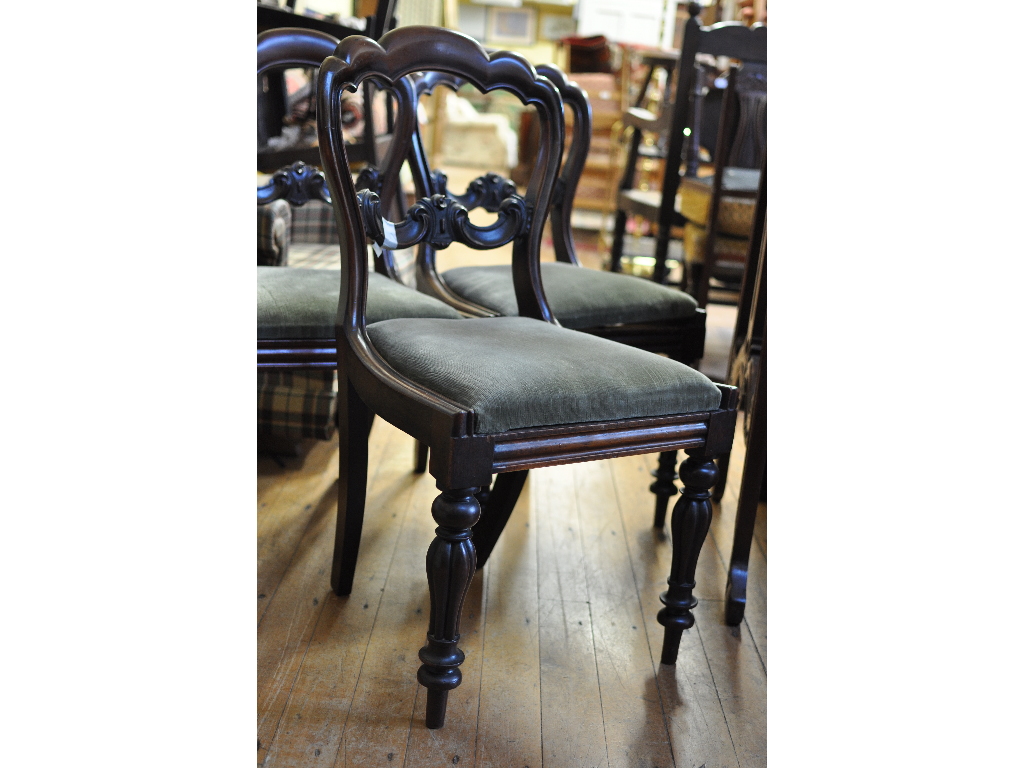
[418,487,482,729]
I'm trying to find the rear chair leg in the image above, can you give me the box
[418,486,481,729]
[331,379,371,596]
[658,450,717,664]
[650,450,679,528]
[414,440,428,473]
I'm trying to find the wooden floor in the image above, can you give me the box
[257,415,766,767]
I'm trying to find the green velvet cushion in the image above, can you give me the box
[440,262,699,330]
[365,316,722,434]
[257,268,462,340]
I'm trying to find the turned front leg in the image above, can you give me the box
[418,487,481,729]
[658,451,717,665]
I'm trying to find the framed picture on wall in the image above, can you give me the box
[486,7,536,47]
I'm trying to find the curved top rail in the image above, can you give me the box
[257,27,340,75]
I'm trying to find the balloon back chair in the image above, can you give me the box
[256,27,468,598]
[403,63,710,532]
[317,26,739,729]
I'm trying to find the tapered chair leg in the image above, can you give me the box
[650,450,679,528]
[712,450,731,502]
[418,486,482,729]
[331,378,372,596]
[658,450,717,665]
[473,470,528,567]
[609,209,629,273]
[726,357,766,625]
[414,440,429,473]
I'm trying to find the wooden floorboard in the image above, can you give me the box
[258,416,767,767]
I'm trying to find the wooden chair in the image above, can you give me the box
[256,28,468,596]
[723,223,766,626]
[712,159,766,502]
[607,3,766,290]
[317,25,739,730]
[678,61,766,306]
[405,65,709,530]
[257,0,398,174]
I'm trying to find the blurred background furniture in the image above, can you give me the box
[678,59,766,305]
[608,4,766,287]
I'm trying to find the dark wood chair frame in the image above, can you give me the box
[608,4,766,287]
[257,28,439,601]
[396,65,709,532]
[723,224,765,627]
[257,27,412,372]
[257,0,398,174]
[317,26,738,730]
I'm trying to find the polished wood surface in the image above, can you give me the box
[257,412,766,765]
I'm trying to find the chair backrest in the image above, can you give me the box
[668,8,767,182]
[404,63,590,277]
[317,26,566,339]
[258,27,420,281]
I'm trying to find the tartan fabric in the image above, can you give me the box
[257,200,291,266]
[290,200,340,245]
[257,369,337,441]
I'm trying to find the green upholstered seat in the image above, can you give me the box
[439,262,699,330]
[257,267,462,340]
[366,316,722,434]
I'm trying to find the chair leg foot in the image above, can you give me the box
[725,566,747,626]
[650,450,679,528]
[417,486,481,729]
[658,451,716,664]
[424,689,449,729]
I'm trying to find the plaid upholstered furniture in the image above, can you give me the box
[257,201,340,447]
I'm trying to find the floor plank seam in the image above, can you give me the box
[532,477,545,768]
[608,454,678,768]
[472,564,489,768]
[743,619,766,676]
[263,590,332,767]
[258,479,336,630]
[400,685,419,768]
[333,432,421,767]
[694,623,743,767]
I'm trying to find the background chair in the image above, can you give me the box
[317,25,738,730]
[608,3,766,288]
[678,60,766,306]
[257,0,398,174]
[256,28,467,597]
[723,223,766,627]
[406,65,709,529]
